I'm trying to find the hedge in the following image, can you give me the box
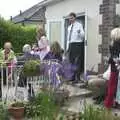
[0,17,36,53]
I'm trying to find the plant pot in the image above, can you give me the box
[8,106,24,120]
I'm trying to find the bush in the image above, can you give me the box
[25,91,59,119]
[81,104,120,120]
[23,60,41,76]
[0,103,9,120]
[0,17,36,53]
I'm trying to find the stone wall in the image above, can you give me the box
[98,0,119,73]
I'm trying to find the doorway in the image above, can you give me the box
[64,13,87,77]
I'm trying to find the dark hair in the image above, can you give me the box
[50,41,61,55]
[69,12,76,18]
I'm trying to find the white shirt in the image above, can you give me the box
[67,21,85,49]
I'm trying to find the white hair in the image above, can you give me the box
[111,28,120,41]
[23,44,31,53]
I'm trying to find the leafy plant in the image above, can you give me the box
[23,60,41,76]
[11,102,24,107]
[0,17,36,53]
[25,91,60,119]
[81,103,120,120]
[0,103,9,120]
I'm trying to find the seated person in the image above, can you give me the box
[0,42,16,85]
[17,44,38,99]
[43,41,77,87]
[17,44,40,65]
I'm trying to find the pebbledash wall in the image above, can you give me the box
[45,0,102,72]
[45,0,120,72]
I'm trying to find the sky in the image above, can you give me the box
[0,0,43,19]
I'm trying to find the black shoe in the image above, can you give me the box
[93,96,99,100]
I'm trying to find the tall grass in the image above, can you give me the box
[82,104,120,120]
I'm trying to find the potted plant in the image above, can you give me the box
[23,60,44,76]
[25,91,60,119]
[8,101,25,120]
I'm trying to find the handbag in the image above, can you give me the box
[103,65,111,80]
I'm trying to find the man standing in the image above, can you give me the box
[67,12,85,82]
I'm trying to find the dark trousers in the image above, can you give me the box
[68,42,84,80]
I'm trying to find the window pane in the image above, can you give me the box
[49,21,62,43]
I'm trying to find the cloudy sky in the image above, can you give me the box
[0,0,43,19]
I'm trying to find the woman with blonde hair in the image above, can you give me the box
[36,26,50,60]
[36,26,46,41]
[104,27,120,108]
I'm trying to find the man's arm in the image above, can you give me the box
[66,26,70,51]
[78,23,85,40]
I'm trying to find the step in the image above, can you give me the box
[72,82,88,89]
[62,97,94,113]
[61,84,93,99]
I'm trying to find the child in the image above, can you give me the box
[44,41,63,62]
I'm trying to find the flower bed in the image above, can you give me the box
[0,99,120,120]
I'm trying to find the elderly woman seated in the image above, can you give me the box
[0,42,16,84]
[17,44,40,65]
[17,44,40,99]
[0,42,16,98]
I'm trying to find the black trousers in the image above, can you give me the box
[68,42,84,80]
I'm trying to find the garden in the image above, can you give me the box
[0,95,120,120]
[0,59,119,120]
[0,17,120,120]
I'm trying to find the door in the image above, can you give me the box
[64,11,88,79]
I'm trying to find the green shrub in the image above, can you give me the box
[0,103,9,120]
[25,91,60,119]
[0,17,36,53]
[23,60,41,76]
[81,103,120,120]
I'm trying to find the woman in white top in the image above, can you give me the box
[36,26,50,60]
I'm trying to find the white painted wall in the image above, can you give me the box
[45,0,102,71]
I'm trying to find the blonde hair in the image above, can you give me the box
[36,26,46,40]
[111,28,120,45]
[50,41,61,55]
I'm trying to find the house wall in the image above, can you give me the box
[45,0,102,71]
[116,3,120,15]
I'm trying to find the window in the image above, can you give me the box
[49,21,62,43]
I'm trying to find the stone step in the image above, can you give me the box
[62,97,94,113]
[65,80,88,89]
[61,84,93,99]
[72,82,88,89]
